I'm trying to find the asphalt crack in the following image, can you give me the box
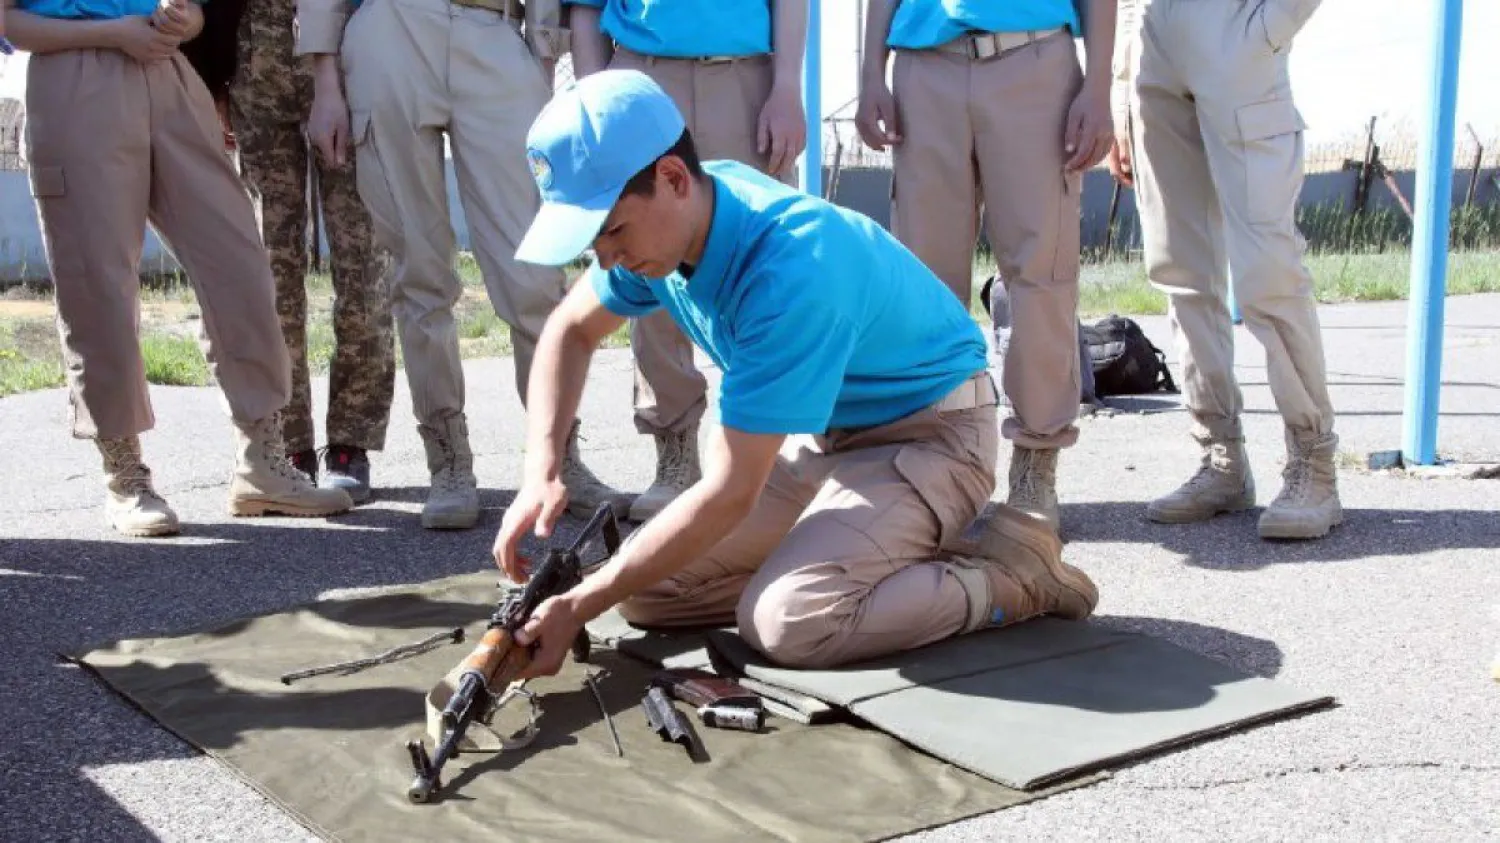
[1132,761,1500,791]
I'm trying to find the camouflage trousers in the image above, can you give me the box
[228,113,397,454]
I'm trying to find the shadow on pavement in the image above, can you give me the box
[1057,501,1500,571]
[1092,614,1284,679]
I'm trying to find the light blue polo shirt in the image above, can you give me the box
[591,160,988,435]
[564,0,771,58]
[17,0,175,17]
[887,0,1079,50]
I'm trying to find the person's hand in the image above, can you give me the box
[308,84,351,168]
[512,595,584,680]
[854,76,901,151]
[757,81,806,178]
[151,0,192,40]
[111,17,179,62]
[491,475,569,584]
[1107,132,1134,187]
[1063,81,1112,172]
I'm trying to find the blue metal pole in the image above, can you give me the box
[799,0,822,197]
[1228,278,1242,325]
[1401,0,1463,466]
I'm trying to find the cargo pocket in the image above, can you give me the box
[1257,0,1305,54]
[345,110,402,251]
[1234,97,1305,226]
[892,445,986,552]
[29,166,65,200]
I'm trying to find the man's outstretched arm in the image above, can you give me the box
[512,421,783,679]
[521,275,626,503]
[492,274,628,581]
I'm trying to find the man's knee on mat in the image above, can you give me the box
[736,585,850,670]
[617,589,680,626]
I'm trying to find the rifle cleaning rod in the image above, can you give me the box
[586,671,623,757]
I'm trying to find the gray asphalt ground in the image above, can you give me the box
[2,294,1497,841]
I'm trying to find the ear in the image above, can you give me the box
[659,156,693,198]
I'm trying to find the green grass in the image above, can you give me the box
[0,320,65,397]
[1039,249,1500,322]
[0,348,66,396]
[140,334,211,386]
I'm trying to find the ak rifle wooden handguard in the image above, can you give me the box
[462,626,532,692]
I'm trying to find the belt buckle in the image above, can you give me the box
[969,33,1000,61]
[698,55,737,65]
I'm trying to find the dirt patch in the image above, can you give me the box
[0,300,57,320]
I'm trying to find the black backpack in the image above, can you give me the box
[1081,315,1178,397]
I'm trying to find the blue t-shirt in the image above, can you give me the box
[887,0,1079,50]
[19,0,166,17]
[564,0,771,58]
[591,161,988,435]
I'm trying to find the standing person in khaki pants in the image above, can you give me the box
[856,0,1117,533]
[1109,0,1340,539]
[565,0,807,523]
[7,0,353,537]
[296,0,628,530]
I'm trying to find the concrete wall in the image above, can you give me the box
[2,162,1496,284]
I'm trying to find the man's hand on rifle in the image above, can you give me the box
[492,474,570,584]
[513,594,583,679]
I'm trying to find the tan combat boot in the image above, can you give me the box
[628,423,702,522]
[97,436,179,537]
[945,505,1098,632]
[418,412,479,530]
[1146,431,1255,523]
[228,415,353,517]
[560,419,635,520]
[1258,428,1342,540]
[1007,446,1060,532]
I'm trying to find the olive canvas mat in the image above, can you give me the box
[585,609,1337,791]
[71,571,1091,843]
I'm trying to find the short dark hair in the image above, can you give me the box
[619,129,705,199]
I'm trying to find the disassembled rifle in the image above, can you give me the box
[642,686,695,754]
[404,503,622,803]
[651,668,767,733]
[585,670,624,757]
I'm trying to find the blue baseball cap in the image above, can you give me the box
[515,70,687,266]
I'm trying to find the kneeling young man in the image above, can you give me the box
[492,70,1098,673]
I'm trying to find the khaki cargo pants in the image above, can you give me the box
[1118,0,1334,440]
[24,50,291,440]
[890,29,1085,451]
[619,373,1001,669]
[339,0,567,423]
[606,47,793,437]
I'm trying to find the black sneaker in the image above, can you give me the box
[323,445,371,504]
[289,448,318,484]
